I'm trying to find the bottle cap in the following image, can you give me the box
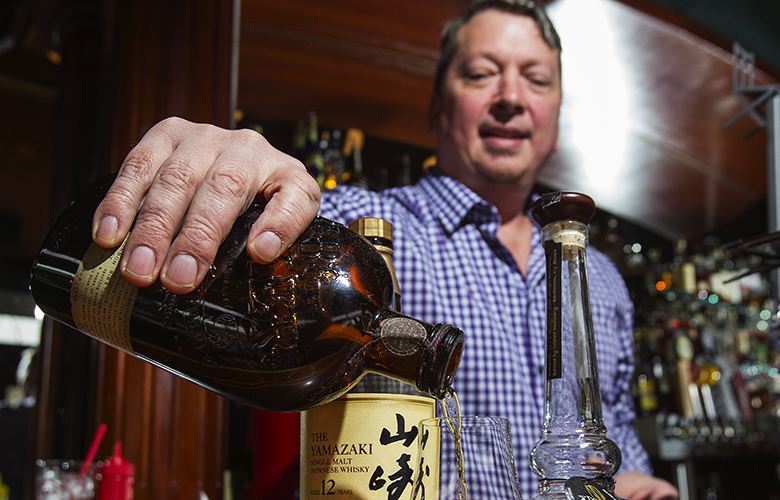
[100,441,135,477]
[530,191,596,227]
[349,218,393,241]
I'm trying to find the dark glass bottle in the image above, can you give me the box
[29,174,464,412]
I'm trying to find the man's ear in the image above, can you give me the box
[428,93,442,136]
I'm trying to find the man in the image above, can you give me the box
[92,1,678,498]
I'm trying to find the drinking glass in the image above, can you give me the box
[411,416,523,500]
[35,460,96,500]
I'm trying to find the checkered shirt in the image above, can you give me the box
[319,167,652,496]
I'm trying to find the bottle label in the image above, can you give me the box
[544,240,563,380]
[300,393,435,499]
[564,477,620,500]
[70,240,138,354]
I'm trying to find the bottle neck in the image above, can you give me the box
[363,235,401,311]
[530,219,622,485]
[363,312,463,399]
[542,236,604,424]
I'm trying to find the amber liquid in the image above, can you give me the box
[442,390,468,500]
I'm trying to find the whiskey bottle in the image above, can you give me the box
[300,218,436,500]
[528,192,623,499]
[342,128,368,189]
[29,174,464,412]
[302,111,326,189]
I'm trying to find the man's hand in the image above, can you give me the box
[615,470,679,500]
[92,117,322,294]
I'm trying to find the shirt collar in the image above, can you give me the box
[417,167,499,236]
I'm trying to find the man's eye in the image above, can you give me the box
[466,71,495,82]
[528,75,553,87]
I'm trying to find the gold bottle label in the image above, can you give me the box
[70,240,138,353]
[300,393,435,499]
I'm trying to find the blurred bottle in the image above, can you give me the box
[97,441,135,500]
[302,112,326,189]
[292,120,306,155]
[633,327,660,416]
[671,240,696,295]
[0,473,8,500]
[342,128,368,189]
[322,129,345,191]
[673,329,699,421]
[395,154,412,187]
[422,155,436,172]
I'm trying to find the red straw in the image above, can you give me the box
[80,423,108,476]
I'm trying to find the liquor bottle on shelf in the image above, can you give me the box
[300,217,436,500]
[395,154,413,187]
[29,174,464,412]
[673,328,700,422]
[302,112,326,189]
[652,352,676,415]
[292,120,306,155]
[633,328,660,416]
[528,192,623,500]
[342,128,368,189]
[645,316,677,415]
[322,129,345,191]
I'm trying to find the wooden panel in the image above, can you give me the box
[241,0,465,60]
[96,1,238,499]
[108,0,238,168]
[239,27,436,146]
[99,350,227,500]
[237,0,477,146]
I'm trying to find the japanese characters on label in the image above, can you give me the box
[301,394,435,499]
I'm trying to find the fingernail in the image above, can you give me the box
[164,254,198,288]
[95,216,118,244]
[124,245,156,279]
[250,231,282,262]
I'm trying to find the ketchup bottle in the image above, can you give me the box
[98,441,135,500]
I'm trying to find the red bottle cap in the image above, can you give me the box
[98,441,135,500]
[101,441,135,477]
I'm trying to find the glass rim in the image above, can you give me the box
[420,415,510,426]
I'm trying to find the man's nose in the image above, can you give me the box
[495,74,525,114]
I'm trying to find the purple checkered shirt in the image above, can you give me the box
[319,167,652,496]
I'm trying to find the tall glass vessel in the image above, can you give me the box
[528,192,622,499]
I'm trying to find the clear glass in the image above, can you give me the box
[35,460,96,500]
[529,221,622,499]
[412,416,523,500]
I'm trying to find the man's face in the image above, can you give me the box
[430,10,562,192]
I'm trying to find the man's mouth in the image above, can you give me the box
[479,127,530,140]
